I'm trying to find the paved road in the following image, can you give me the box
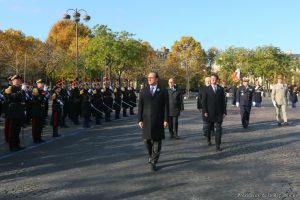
[0,99,300,200]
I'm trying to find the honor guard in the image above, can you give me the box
[3,76,12,143]
[5,75,26,151]
[91,83,104,125]
[254,80,263,107]
[113,82,122,119]
[51,86,63,137]
[59,80,70,128]
[236,77,254,128]
[128,82,137,115]
[80,83,92,128]
[31,79,47,143]
[121,83,130,117]
[102,82,113,122]
[69,81,81,125]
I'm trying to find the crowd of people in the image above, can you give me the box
[0,75,137,151]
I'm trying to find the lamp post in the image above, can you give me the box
[178,44,193,99]
[63,8,91,80]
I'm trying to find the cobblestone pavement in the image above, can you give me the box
[0,99,300,200]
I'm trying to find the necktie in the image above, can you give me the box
[213,86,217,93]
[150,87,154,96]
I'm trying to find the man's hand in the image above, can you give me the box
[204,113,208,117]
[138,122,144,129]
[272,101,277,107]
[236,102,239,107]
[164,121,168,128]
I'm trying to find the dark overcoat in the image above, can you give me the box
[202,85,227,122]
[167,87,184,116]
[138,85,169,140]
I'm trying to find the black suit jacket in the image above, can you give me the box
[202,85,227,122]
[167,87,184,117]
[138,85,169,140]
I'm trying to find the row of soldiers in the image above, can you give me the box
[0,75,137,151]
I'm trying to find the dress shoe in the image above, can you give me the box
[150,163,157,172]
[174,135,180,140]
[283,122,289,126]
[207,141,212,146]
[277,122,282,126]
[39,139,46,143]
[216,146,222,151]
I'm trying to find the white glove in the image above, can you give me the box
[252,102,256,106]
[21,84,27,91]
[272,101,277,107]
[236,102,239,107]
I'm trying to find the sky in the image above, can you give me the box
[1,0,300,53]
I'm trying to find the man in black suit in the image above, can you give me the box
[236,77,254,128]
[202,74,227,151]
[138,72,169,172]
[167,78,184,139]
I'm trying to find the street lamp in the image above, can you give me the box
[178,44,193,99]
[63,8,91,80]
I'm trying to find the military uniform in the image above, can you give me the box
[91,87,104,124]
[121,87,130,117]
[5,75,26,151]
[236,82,254,128]
[59,86,70,128]
[102,86,113,122]
[31,86,46,143]
[128,86,137,115]
[69,84,81,125]
[51,87,63,137]
[254,85,263,107]
[113,86,122,119]
[80,87,92,128]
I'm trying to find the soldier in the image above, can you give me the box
[236,77,254,128]
[59,80,70,128]
[113,82,122,119]
[80,83,92,128]
[3,76,12,143]
[31,79,47,143]
[253,80,263,107]
[0,90,4,122]
[128,82,137,115]
[102,82,113,122]
[121,82,130,117]
[289,84,298,108]
[51,86,63,137]
[271,75,288,126]
[91,82,104,125]
[23,82,33,125]
[5,75,26,151]
[69,81,81,125]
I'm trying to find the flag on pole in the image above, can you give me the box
[231,68,241,82]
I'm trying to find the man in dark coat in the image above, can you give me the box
[80,83,92,128]
[91,83,104,124]
[121,82,130,117]
[59,81,70,128]
[128,82,137,115]
[138,72,169,172]
[202,74,227,151]
[167,78,184,139]
[254,80,263,107]
[102,82,113,122]
[236,77,254,128]
[113,82,122,119]
[69,81,81,125]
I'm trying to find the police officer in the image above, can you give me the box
[31,79,47,143]
[51,86,63,137]
[113,82,122,119]
[5,75,26,151]
[102,82,113,122]
[128,82,137,115]
[236,77,254,128]
[91,82,104,124]
[80,83,92,128]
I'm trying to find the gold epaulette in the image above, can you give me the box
[93,90,97,94]
[114,88,117,93]
[51,93,57,100]
[4,86,12,94]
[121,87,125,92]
[32,88,39,96]
[80,90,84,95]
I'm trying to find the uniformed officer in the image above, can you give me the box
[51,86,63,137]
[69,81,81,125]
[59,80,70,128]
[121,82,130,117]
[5,75,26,151]
[3,76,12,143]
[91,83,104,124]
[236,77,254,128]
[289,84,298,108]
[80,83,92,128]
[254,80,263,107]
[128,82,137,115]
[113,82,122,119]
[271,75,288,126]
[31,79,47,143]
[102,82,113,122]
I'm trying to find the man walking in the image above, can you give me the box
[202,74,226,151]
[167,78,184,139]
[271,75,288,126]
[236,77,254,128]
[138,72,169,171]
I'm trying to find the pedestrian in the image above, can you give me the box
[271,75,289,126]
[236,77,254,128]
[167,78,184,139]
[138,72,169,171]
[197,77,212,138]
[202,74,227,151]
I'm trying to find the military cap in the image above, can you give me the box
[242,77,250,82]
[11,75,22,80]
[277,75,283,79]
[36,79,45,84]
